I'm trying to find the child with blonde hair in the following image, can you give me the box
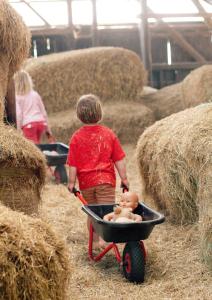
[14,70,52,143]
[67,94,129,247]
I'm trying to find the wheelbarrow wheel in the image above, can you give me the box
[54,165,68,184]
[122,241,145,283]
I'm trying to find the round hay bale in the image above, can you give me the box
[198,167,212,270]
[0,0,30,76]
[136,103,212,225]
[49,102,155,144]
[0,204,70,300]
[24,47,147,114]
[137,103,212,270]
[0,124,46,215]
[0,0,30,120]
[139,85,158,96]
[181,65,212,109]
[138,83,184,120]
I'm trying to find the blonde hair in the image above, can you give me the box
[76,94,102,124]
[14,70,33,95]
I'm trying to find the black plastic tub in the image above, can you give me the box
[82,203,165,243]
[37,143,69,166]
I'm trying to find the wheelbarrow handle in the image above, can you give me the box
[69,187,88,205]
[120,182,129,193]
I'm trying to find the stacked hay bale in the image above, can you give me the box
[138,65,212,121]
[181,65,212,109]
[0,204,70,300]
[49,103,155,144]
[0,1,46,215]
[24,47,147,114]
[139,83,183,120]
[0,124,46,215]
[136,103,212,268]
[0,0,30,120]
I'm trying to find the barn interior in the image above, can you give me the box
[0,1,212,299]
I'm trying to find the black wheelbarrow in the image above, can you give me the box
[72,187,165,283]
[37,142,69,184]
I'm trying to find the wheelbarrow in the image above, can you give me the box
[37,142,69,184]
[71,187,165,283]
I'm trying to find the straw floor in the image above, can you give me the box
[41,145,211,300]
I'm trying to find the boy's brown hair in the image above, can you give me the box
[76,94,102,124]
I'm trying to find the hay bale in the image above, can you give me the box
[0,124,46,215]
[138,83,184,120]
[198,166,212,270]
[182,65,212,109]
[137,103,212,269]
[136,103,212,225]
[0,0,30,120]
[25,47,146,114]
[0,204,70,300]
[49,102,155,144]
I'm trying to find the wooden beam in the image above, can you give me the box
[191,0,212,29]
[148,9,206,63]
[91,0,98,46]
[139,0,151,71]
[21,0,50,27]
[67,0,73,29]
[152,62,212,70]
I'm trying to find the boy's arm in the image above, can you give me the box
[68,166,77,192]
[114,159,129,188]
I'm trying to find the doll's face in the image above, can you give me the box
[119,192,139,210]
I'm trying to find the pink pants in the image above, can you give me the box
[22,121,47,144]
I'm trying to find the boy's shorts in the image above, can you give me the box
[81,184,115,204]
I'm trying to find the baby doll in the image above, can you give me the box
[103,191,142,223]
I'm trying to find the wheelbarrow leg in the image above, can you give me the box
[88,223,121,262]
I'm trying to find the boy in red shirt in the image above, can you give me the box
[67,94,129,247]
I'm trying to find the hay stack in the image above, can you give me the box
[0,124,46,215]
[182,65,212,109]
[138,83,184,120]
[49,102,155,144]
[137,103,212,269]
[136,103,212,225]
[25,47,146,114]
[0,204,70,300]
[0,0,30,120]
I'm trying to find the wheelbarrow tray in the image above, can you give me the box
[82,202,165,243]
[37,142,69,166]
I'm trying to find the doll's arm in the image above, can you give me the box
[132,213,142,223]
[103,212,115,221]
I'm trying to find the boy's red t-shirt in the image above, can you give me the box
[66,125,125,190]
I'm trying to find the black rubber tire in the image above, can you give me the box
[54,165,68,184]
[122,241,145,283]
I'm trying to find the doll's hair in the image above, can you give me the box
[76,94,102,124]
[14,70,33,95]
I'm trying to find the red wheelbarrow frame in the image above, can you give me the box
[72,188,146,264]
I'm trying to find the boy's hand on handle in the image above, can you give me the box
[68,183,75,193]
[121,178,129,191]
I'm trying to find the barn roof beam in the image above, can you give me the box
[191,0,212,29]
[148,9,206,63]
[21,0,50,27]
